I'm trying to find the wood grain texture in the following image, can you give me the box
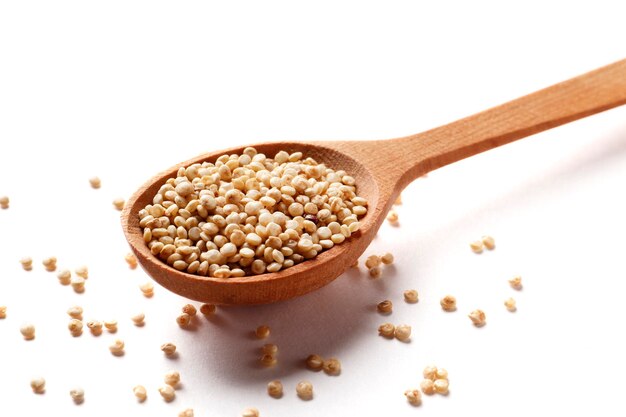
[122,59,626,305]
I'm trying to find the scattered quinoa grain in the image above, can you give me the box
[70,387,85,404]
[182,304,197,316]
[261,344,278,355]
[158,384,176,402]
[255,325,270,339]
[482,235,495,250]
[504,297,517,311]
[322,358,341,375]
[377,300,393,314]
[164,370,181,387]
[176,313,191,327]
[242,408,260,417]
[378,323,395,338]
[86,320,103,336]
[386,210,399,224]
[68,319,83,336]
[435,368,448,380]
[296,381,313,400]
[305,354,324,371]
[131,313,145,326]
[109,339,125,356]
[139,282,154,297]
[112,198,125,211]
[133,385,147,402]
[394,193,402,205]
[124,253,138,269]
[104,319,118,333]
[42,257,57,272]
[434,378,449,395]
[420,379,435,395]
[403,290,418,303]
[0,306,6,319]
[423,365,438,380]
[20,257,33,271]
[470,240,484,253]
[267,380,283,398]
[394,324,411,342]
[30,377,45,393]
[380,252,394,265]
[161,342,177,356]
[0,195,9,209]
[365,255,381,269]
[468,309,486,327]
[57,269,71,285]
[67,306,83,320]
[368,266,382,278]
[70,276,86,293]
[20,323,35,340]
[178,408,194,417]
[259,353,277,367]
[404,389,422,406]
[440,295,457,312]
[509,276,523,290]
[89,177,101,189]
[75,266,88,279]
[199,304,216,316]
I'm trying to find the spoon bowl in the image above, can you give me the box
[122,59,626,305]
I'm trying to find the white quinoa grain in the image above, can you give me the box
[199,304,216,316]
[178,408,194,417]
[124,253,138,269]
[57,269,71,285]
[420,379,435,395]
[378,323,395,338]
[75,266,88,279]
[0,195,9,209]
[30,377,45,393]
[255,325,270,339]
[386,210,399,224]
[404,389,422,406]
[261,344,278,355]
[68,319,83,336]
[0,306,6,319]
[164,370,180,387]
[161,342,177,356]
[434,379,449,395]
[70,276,86,293]
[131,313,145,326]
[509,276,523,290]
[403,290,418,303]
[440,295,457,312]
[242,408,260,417]
[306,354,324,371]
[260,354,277,367]
[158,384,176,402]
[470,240,484,253]
[89,177,101,189]
[42,257,57,272]
[423,365,438,381]
[112,198,125,211]
[86,320,103,336]
[267,380,283,398]
[468,309,486,327]
[296,381,313,400]
[133,385,147,402]
[322,358,341,375]
[109,339,125,356]
[381,252,394,265]
[365,255,381,269]
[70,387,85,404]
[20,323,35,340]
[435,368,448,380]
[176,313,191,327]
[377,300,393,314]
[504,297,517,311]
[368,266,382,279]
[67,306,83,320]
[104,319,118,333]
[182,304,197,316]
[139,282,154,297]
[20,257,33,271]
[394,324,411,342]
[482,235,495,250]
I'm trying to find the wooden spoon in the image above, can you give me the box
[122,59,626,305]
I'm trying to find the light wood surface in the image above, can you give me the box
[122,59,626,305]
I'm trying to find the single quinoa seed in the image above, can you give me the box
[404,389,422,406]
[470,240,484,253]
[112,198,125,211]
[139,148,367,278]
[68,319,83,336]
[176,313,191,327]
[131,313,145,326]
[255,325,270,339]
[86,320,103,336]
[75,266,88,279]
[104,319,118,333]
[386,210,399,224]
[365,255,381,269]
[0,306,6,319]
[89,177,101,189]
[378,323,395,338]
[259,353,277,367]
[199,304,216,316]
[380,252,394,265]
[368,266,382,279]
[42,257,57,272]
[20,323,35,340]
[403,290,418,303]
[436,368,448,379]
[70,276,86,293]
[242,408,260,417]
[158,384,176,402]
[67,306,83,319]
[20,257,33,271]
[0,195,9,209]
[70,387,85,404]
[305,354,324,371]
[178,409,194,417]
[377,300,393,314]
[296,381,313,400]
[423,365,438,380]
[133,385,147,402]
[394,193,402,205]
[440,295,457,312]
[394,324,411,342]
[468,309,486,327]
[482,235,495,250]
[30,377,46,394]
[164,370,181,387]
[267,380,283,398]
[509,276,523,290]
[139,282,154,297]
[57,269,71,285]
[161,342,177,356]
[420,379,435,395]
[125,253,138,269]
[261,344,278,355]
[109,339,125,356]
[505,297,517,311]
[434,379,450,395]
[322,358,341,375]
[182,304,197,316]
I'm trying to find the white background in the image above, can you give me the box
[1,1,626,416]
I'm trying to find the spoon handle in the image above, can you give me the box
[386,59,626,188]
